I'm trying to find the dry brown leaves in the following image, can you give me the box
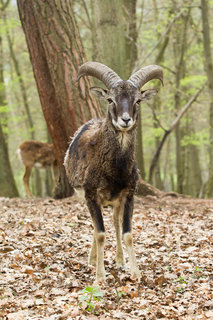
[0,195,212,319]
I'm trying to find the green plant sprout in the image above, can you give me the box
[193,266,205,279]
[174,276,187,284]
[78,286,104,313]
[114,288,127,302]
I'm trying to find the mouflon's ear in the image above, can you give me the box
[90,87,108,99]
[140,89,158,101]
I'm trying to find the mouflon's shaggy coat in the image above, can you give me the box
[64,62,163,282]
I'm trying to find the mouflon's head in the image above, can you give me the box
[78,62,163,132]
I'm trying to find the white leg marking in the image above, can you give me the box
[89,232,96,266]
[95,231,106,282]
[113,206,125,267]
[123,232,140,280]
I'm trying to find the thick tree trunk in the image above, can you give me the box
[201,0,213,197]
[17,0,102,198]
[93,0,145,178]
[123,0,138,75]
[94,0,128,79]
[124,0,145,178]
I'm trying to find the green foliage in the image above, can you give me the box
[174,276,187,293]
[115,289,127,302]
[174,276,187,284]
[78,286,104,313]
[180,75,207,96]
[0,104,9,114]
[181,129,209,147]
[0,17,20,35]
[152,126,164,139]
[193,266,206,279]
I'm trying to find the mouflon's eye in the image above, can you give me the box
[107,98,113,104]
[135,99,142,105]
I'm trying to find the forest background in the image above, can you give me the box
[0,0,213,199]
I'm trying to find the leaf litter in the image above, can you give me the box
[0,195,212,319]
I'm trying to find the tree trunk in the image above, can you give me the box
[17,0,102,198]
[0,123,19,197]
[136,110,145,179]
[186,143,202,197]
[93,0,145,177]
[94,0,128,79]
[123,0,138,75]
[3,11,35,139]
[0,8,19,197]
[172,7,190,193]
[124,0,145,178]
[201,0,213,197]
[151,22,171,188]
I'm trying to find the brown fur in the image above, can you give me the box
[64,117,137,200]
[17,140,57,197]
[64,63,162,282]
[64,108,140,282]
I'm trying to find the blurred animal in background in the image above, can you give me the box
[17,140,58,197]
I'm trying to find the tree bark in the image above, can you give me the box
[172,7,190,193]
[124,0,145,178]
[92,0,145,178]
[94,0,128,79]
[185,138,202,197]
[0,123,19,197]
[17,0,102,198]
[150,12,171,188]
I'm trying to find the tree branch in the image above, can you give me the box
[137,8,186,68]
[148,81,206,183]
[149,103,167,131]
[170,81,206,131]
[0,0,10,11]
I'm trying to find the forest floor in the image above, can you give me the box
[0,194,212,320]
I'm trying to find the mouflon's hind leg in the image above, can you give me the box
[122,195,140,280]
[113,203,125,268]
